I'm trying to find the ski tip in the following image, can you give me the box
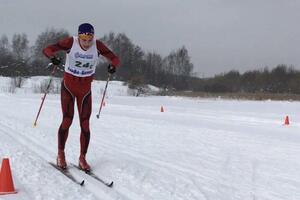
[108,181,114,187]
[33,123,37,127]
[80,180,85,186]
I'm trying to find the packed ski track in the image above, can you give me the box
[0,80,300,199]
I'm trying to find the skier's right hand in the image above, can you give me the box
[107,64,116,74]
[50,56,61,66]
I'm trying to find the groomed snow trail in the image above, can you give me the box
[0,92,300,200]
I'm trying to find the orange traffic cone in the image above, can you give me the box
[284,116,289,125]
[0,158,17,195]
[160,106,164,112]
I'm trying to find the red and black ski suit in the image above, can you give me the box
[43,37,119,155]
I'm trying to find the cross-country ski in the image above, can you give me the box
[71,163,114,188]
[49,162,85,186]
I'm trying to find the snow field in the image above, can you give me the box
[0,77,300,199]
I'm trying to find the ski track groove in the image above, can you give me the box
[0,116,208,200]
[91,134,212,200]
[0,128,66,200]
[0,131,35,200]
[0,124,102,200]
[0,122,135,200]
[2,95,300,199]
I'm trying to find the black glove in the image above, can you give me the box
[107,64,116,74]
[50,56,61,66]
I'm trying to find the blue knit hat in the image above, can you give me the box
[78,23,94,35]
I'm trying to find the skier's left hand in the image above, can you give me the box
[50,56,61,66]
[107,64,116,74]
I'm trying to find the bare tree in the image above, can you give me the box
[34,28,69,59]
[0,35,15,76]
[31,28,69,75]
[0,35,9,51]
[163,46,193,76]
[12,33,29,60]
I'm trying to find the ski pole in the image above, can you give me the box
[33,64,57,127]
[96,73,111,119]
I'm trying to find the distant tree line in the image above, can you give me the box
[0,28,194,91]
[190,65,300,94]
[1,28,300,94]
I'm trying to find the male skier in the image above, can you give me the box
[43,23,120,171]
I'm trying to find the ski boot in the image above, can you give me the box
[79,154,91,172]
[57,150,67,170]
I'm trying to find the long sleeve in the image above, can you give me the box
[96,40,120,67]
[43,37,74,58]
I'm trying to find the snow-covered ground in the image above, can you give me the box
[0,77,300,200]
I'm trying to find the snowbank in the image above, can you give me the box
[0,76,160,97]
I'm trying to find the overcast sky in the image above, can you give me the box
[1,0,300,77]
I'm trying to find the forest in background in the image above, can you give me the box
[1,28,299,96]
